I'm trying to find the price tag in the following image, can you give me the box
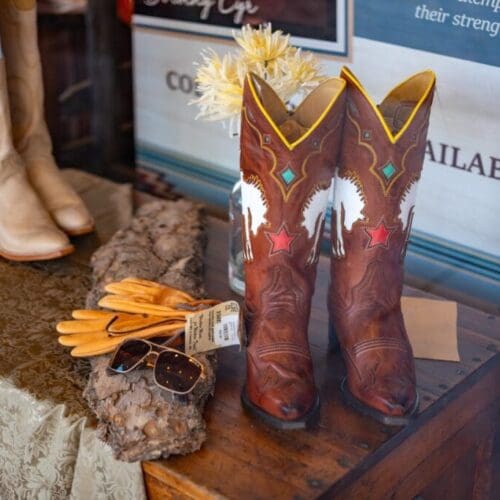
[185,300,242,355]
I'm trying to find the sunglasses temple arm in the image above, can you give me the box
[162,329,185,347]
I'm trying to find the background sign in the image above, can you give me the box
[133,0,500,301]
[357,0,500,67]
[134,0,349,54]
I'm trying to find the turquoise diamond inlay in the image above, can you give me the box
[281,167,296,185]
[382,163,396,180]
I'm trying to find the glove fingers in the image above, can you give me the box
[59,275,211,358]
[120,277,165,289]
[99,296,189,317]
[104,282,157,302]
[104,279,196,311]
[105,282,194,306]
[157,295,194,307]
[56,317,114,334]
[71,310,113,320]
[120,277,195,302]
[120,278,175,293]
[70,324,181,357]
[59,312,170,334]
[59,321,184,349]
[58,331,106,346]
[99,294,168,310]
[113,322,185,339]
[108,315,179,334]
[71,344,116,357]
[99,293,197,313]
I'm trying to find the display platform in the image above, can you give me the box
[0,171,497,498]
[144,217,500,500]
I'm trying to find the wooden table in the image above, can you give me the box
[143,217,500,500]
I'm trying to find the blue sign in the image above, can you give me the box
[355,0,500,67]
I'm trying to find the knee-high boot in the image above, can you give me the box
[0,0,94,235]
[0,46,72,260]
[240,73,346,428]
[329,67,436,425]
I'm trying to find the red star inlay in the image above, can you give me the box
[365,220,395,249]
[265,224,298,256]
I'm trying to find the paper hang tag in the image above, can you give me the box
[185,301,242,355]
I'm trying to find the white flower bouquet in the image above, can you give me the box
[191,24,324,135]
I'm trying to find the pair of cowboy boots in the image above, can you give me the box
[0,0,93,261]
[240,67,436,429]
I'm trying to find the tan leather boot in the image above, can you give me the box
[0,0,94,236]
[0,53,73,261]
[240,73,346,429]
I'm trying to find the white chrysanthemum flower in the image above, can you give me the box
[191,50,246,121]
[234,24,289,66]
[282,48,324,88]
[191,25,324,135]
[277,47,325,100]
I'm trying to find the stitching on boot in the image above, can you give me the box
[351,338,410,357]
[257,342,311,360]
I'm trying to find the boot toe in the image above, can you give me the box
[29,228,72,255]
[0,226,72,260]
[360,376,417,417]
[52,204,94,234]
[258,381,316,421]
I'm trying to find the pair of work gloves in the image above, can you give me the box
[56,278,218,357]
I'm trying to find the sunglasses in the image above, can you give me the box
[108,333,204,395]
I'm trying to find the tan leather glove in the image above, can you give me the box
[57,278,219,357]
[98,277,219,316]
[56,309,184,357]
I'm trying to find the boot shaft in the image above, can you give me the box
[331,68,436,304]
[0,0,52,158]
[241,74,346,317]
[0,51,25,184]
[0,52,14,161]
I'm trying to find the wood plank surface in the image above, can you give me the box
[143,217,500,499]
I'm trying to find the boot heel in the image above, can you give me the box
[328,321,341,352]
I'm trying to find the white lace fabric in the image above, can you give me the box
[0,171,145,498]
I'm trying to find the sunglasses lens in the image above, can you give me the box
[110,340,150,373]
[155,351,202,393]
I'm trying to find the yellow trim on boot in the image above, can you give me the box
[246,73,346,151]
[340,67,436,145]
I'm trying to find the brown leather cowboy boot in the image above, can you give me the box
[329,67,436,425]
[240,73,346,429]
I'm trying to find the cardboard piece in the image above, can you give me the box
[402,296,459,362]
